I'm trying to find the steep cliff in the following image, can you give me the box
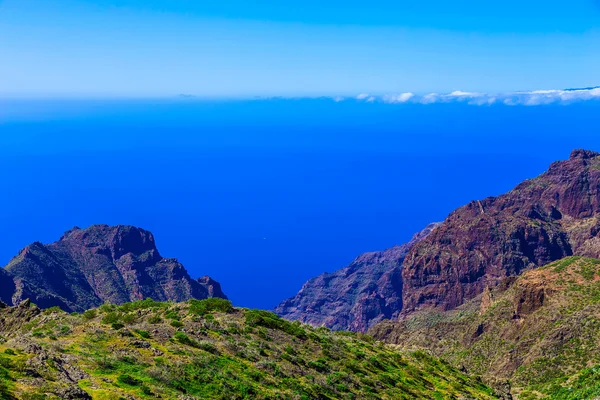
[1,225,226,312]
[275,223,439,332]
[401,149,600,315]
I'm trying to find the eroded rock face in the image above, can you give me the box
[1,225,226,312]
[0,269,15,305]
[197,276,228,299]
[275,223,440,332]
[402,149,600,315]
[513,280,552,317]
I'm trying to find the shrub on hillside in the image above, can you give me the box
[245,310,307,339]
[189,298,233,316]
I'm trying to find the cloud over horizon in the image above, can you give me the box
[350,87,600,106]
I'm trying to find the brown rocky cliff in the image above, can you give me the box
[197,276,228,299]
[1,224,226,312]
[401,149,600,316]
[275,223,440,332]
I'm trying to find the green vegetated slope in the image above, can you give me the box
[0,298,497,400]
[371,256,600,399]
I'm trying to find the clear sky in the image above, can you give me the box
[1,0,599,97]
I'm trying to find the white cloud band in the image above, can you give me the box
[345,87,600,106]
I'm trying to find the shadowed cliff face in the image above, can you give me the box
[1,225,226,312]
[197,276,227,299]
[401,149,600,315]
[275,223,440,332]
[0,269,15,305]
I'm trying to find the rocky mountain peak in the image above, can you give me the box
[401,149,600,316]
[198,276,228,299]
[1,225,226,312]
[570,148,600,160]
[58,224,159,261]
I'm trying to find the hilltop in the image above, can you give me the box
[0,225,225,312]
[371,256,600,399]
[0,299,497,399]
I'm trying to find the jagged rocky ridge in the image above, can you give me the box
[0,225,226,312]
[278,149,600,332]
[401,149,600,315]
[275,223,440,332]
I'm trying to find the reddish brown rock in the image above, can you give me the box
[1,225,226,312]
[275,223,440,332]
[402,149,600,316]
[197,276,228,299]
[513,280,552,317]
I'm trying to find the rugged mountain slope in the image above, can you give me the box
[0,269,15,305]
[401,149,600,315]
[1,225,226,312]
[0,299,498,400]
[197,276,227,299]
[275,223,439,332]
[371,256,600,399]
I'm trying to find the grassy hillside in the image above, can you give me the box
[371,256,600,399]
[0,298,497,400]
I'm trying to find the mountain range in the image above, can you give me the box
[275,223,440,332]
[3,149,600,398]
[278,149,600,334]
[4,149,600,332]
[0,225,226,312]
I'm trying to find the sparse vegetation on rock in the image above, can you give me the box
[371,256,600,399]
[0,298,498,399]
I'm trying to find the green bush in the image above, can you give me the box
[199,342,220,355]
[189,298,233,316]
[165,310,181,320]
[82,309,97,320]
[308,359,330,373]
[171,320,184,328]
[101,312,120,325]
[121,313,136,324]
[118,374,142,386]
[134,329,151,339]
[245,310,307,339]
[148,315,162,324]
[0,356,12,369]
[117,298,165,313]
[174,332,198,347]
[3,349,15,356]
[43,306,63,314]
[99,303,116,313]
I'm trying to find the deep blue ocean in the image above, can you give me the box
[1,98,599,309]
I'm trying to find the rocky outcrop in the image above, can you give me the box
[369,256,600,398]
[275,223,439,332]
[197,276,228,299]
[513,279,553,317]
[401,149,600,315]
[0,225,226,312]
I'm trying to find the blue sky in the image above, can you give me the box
[1,0,599,97]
